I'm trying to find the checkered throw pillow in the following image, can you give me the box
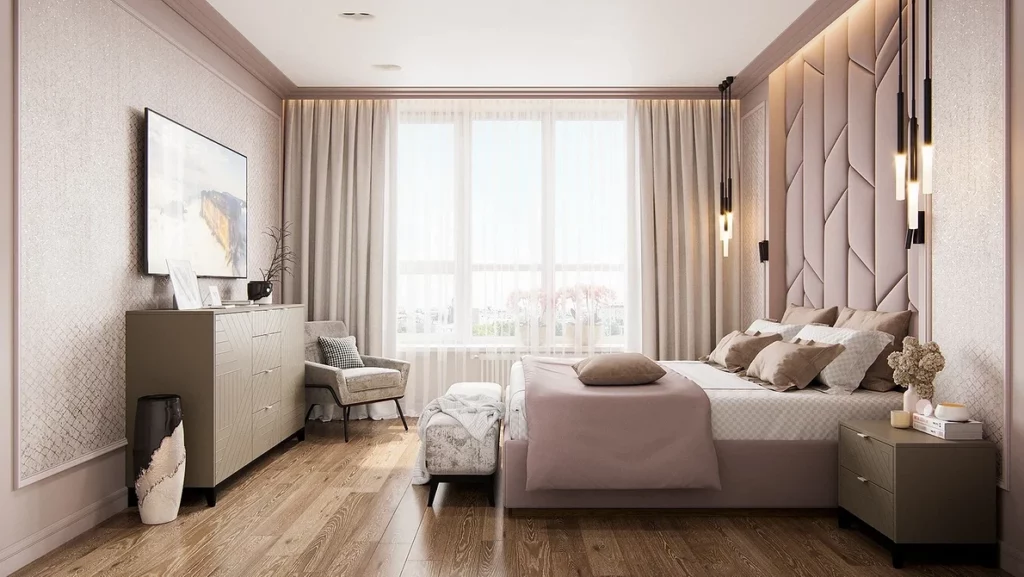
[318,335,364,369]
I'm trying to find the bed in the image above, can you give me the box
[501,360,903,509]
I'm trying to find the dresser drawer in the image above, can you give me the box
[252,367,281,414]
[253,402,280,458]
[252,332,282,374]
[839,466,894,539]
[252,309,284,336]
[840,425,894,492]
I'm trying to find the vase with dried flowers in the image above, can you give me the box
[557,284,615,347]
[247,223,295,304]
[887,336,946,413]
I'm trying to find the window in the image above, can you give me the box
[395,100,631,349]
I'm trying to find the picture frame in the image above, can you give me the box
[166,259,203,310]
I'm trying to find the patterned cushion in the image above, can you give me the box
[793,325,894,395]
[746,319,803,341]
[319,335,364,369]
[342,367,400,393]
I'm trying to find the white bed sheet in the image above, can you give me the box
[505,360,903,442]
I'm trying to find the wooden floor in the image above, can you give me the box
[14,418,1008,577]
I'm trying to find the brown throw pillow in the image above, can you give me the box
[834,308,913,391]
[573,353,667,386]
[744,339,846,392]
[702,330,783,373]
[780,304,839,326]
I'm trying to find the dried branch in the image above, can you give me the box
[262,222,296,283]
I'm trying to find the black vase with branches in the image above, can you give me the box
[247,223,295,303]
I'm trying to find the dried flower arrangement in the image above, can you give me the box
[261,223,296,284]
[887,336,946,400]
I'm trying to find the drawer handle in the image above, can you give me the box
[856,476,869,483]
[262,405,273,412]
[856,433,871,439]
[256,369,274,376]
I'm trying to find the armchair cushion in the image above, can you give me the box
[343,367,402,393]
[319,335,364,369]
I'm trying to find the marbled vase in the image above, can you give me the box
[133,395,186,525]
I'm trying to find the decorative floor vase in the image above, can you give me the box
[133,394,186,525]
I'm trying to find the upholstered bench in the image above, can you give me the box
[424,381,502,507]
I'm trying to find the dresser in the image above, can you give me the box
[838,420,997,567]
[126,304,306,505]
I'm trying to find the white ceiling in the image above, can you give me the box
[207,0,817,87]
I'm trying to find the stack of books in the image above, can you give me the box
[912,413,984,440]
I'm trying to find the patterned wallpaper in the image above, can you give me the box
[781,0,917,316]
[17,0,281,484]
[739,105,766,328]
[930,0,1006,480]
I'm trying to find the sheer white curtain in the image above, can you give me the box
[386,99,637,414]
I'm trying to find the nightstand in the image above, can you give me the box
[838,420,997,568]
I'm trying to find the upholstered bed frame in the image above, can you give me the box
[501,425,839,509]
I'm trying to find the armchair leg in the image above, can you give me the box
[395,399,408,431]
[342,405,349,442]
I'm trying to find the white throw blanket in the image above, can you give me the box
[411,393,506,485]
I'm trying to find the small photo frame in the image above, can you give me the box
[166,259,202,310]
[207,286,222,307]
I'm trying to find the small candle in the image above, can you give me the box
[891,410,912,429]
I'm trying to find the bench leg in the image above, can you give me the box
[395,399,408,431]
[427,479,439,507]
[487,473,496,507]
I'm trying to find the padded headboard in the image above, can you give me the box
[780,0,917,317]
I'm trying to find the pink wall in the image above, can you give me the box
[1004,0,1024,572]
[0,0,282,572]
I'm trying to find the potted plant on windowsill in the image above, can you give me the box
[248,223,295,304]
[506,288,551,348]
[558,284,615,347]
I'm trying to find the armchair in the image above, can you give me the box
[304,321,410,441]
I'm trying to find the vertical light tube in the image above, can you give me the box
[895,0,907,202]
[922,0,933,195]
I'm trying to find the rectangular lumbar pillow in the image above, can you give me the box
[746,319,803,341]
[319,335,365,369]
[572,353,667,385]
[744,339,845,392]
[793,325,894,395]
[703,330,783,373]
[833,308,913,392]
[780,304,839,326]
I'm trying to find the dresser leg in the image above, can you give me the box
[205,488,217,507]
[837,507,854,529]
[891,545,905,569]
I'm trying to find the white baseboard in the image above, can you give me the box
[1003,540,1024,577]
[0,487,127,576]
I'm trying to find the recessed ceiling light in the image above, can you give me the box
[339,12,374,20]
[372,64,402,71]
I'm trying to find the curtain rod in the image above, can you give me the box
[286,86,722,100]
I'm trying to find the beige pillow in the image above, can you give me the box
[780,304,839,326]
[744,339,846,392]
[573,353,667,386]
[702,330,783,373]
[835,308,913,391]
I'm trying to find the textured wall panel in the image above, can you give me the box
[930,0,1006,479]
[739,105,766,328]
[18,0,281,483]
[781,0,910,315]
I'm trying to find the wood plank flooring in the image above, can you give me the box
[14,419,1008,577]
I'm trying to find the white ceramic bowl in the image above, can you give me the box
[934,402,971,422]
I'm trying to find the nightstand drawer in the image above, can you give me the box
[839,466,894,539]
[840,425,894,492]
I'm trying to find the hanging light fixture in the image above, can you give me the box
[921,0,933,196]
[719,77,734,257]
[894,0,907,203]
[907,0,920,230]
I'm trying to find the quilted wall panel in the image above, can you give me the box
[930,0,1006,480]
[18,0,281,484]
[781,0,916,315]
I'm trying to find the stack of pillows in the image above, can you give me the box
[703,304,913,394]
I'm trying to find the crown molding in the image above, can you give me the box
[733,0,858,98]
[159,0,296,97]
[287,86,722,100]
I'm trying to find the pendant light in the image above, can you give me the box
[921,0,933,196]
[894,0,907,202]
[719,77,734,258]
[907,0,920,230]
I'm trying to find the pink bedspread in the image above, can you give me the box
[523,356,721,491]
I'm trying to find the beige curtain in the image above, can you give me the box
[282,100,392,356]
[634,100,736,360]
